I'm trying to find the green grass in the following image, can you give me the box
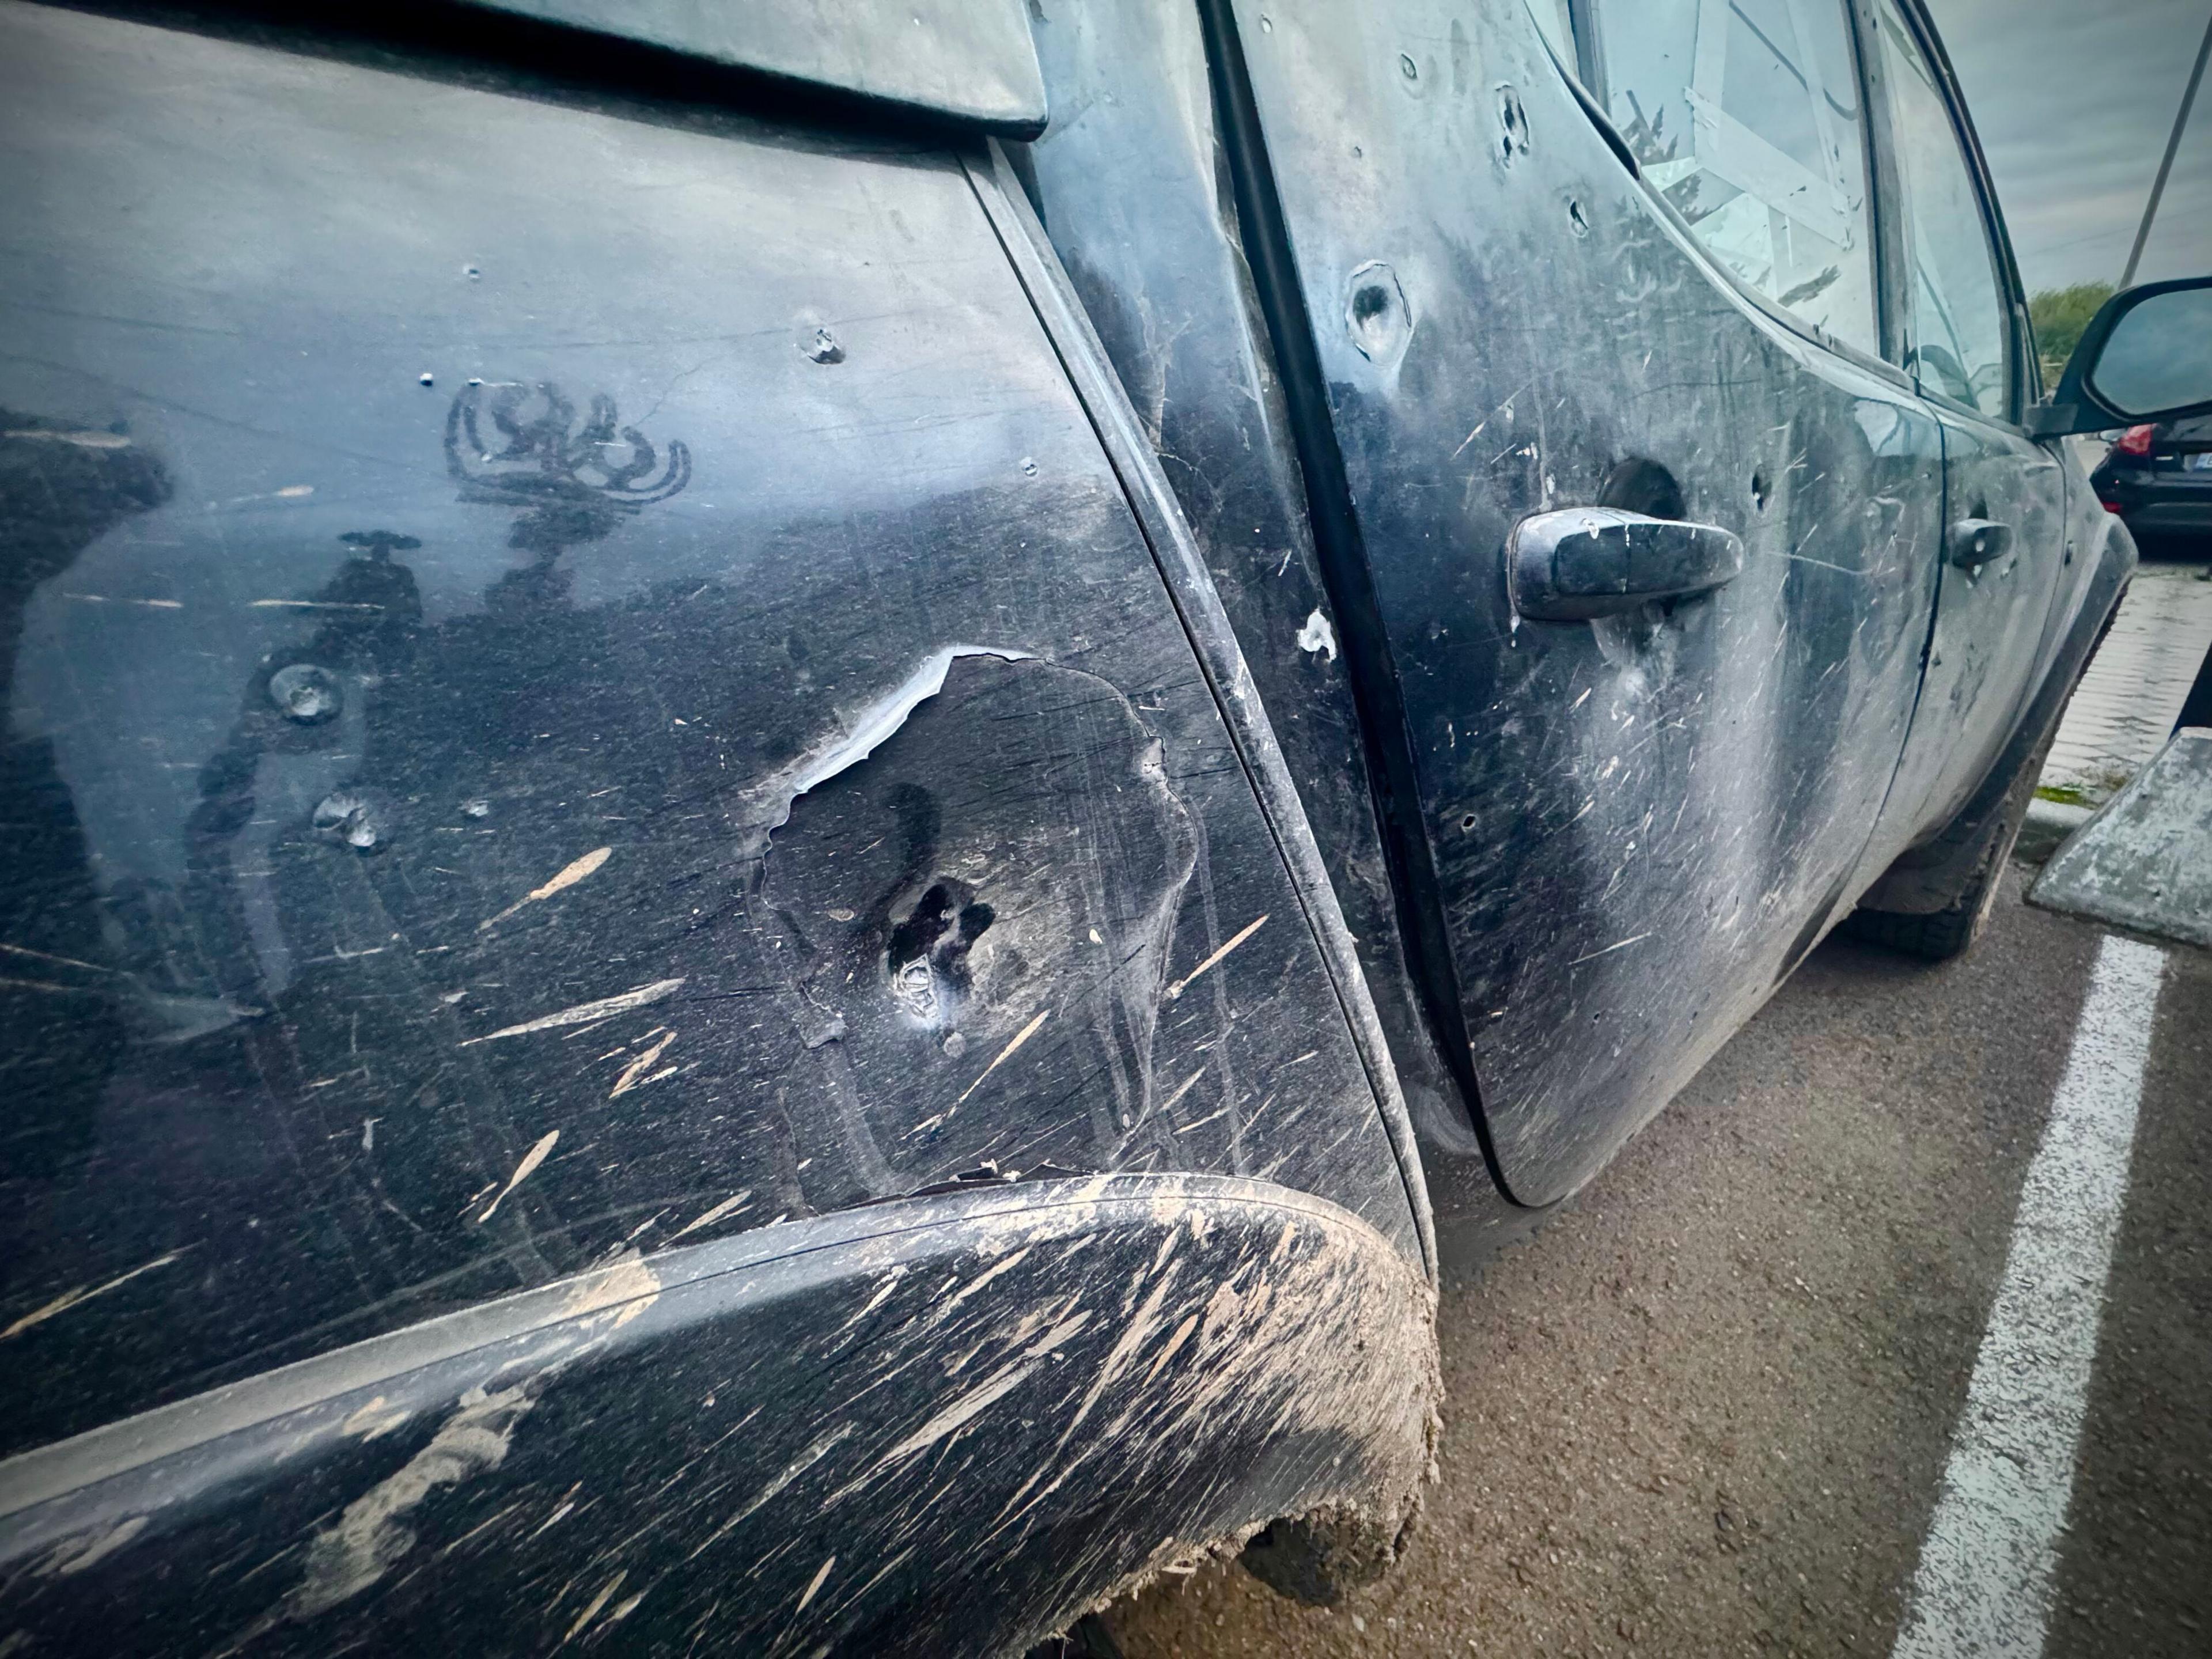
[2028,282,2115,386]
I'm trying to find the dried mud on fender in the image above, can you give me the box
[0,1178,1438,1659]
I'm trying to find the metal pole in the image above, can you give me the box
[2121,7,2212,289]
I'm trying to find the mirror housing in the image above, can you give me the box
[2029,275,2212,437]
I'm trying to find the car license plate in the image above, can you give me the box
[2186,452,2212,470]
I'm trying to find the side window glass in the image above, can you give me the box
[1591,0,1878,355]
[1872,0,2010,419]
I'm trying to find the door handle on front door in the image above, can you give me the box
[1948,518,2013,568]
[1507,506,1745,622]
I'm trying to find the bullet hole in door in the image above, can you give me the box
[268,663,343,724]
[760,654,1197,1169]
[1346,261,1411,364]
[1498,86,1529,164]
[312,789,391,853]
[885,880,995,1029]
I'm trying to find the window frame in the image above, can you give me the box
[1853,0,2037,427]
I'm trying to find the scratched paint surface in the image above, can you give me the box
[1020,0,2106,1210]
[1213,0,1955,1206]
[1020,0,1482,1223]
[1018,0,2126,1233]
[0,1175,1437,1658]
[0,3,1414,1464]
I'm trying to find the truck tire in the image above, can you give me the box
[1837,847,2013,961]
[1844,596,2123,962]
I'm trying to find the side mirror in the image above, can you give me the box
[2031,275,2212,437]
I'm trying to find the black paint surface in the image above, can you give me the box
[0,3,1414,1468]
[0,0,2141,1652]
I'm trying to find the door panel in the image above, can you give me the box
[1859,0,2068,853]
[1879,416,2066,843]
[1231,0,1941,1203]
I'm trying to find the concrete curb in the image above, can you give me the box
[2030,728,2212,948]
[2016,797,2094,867]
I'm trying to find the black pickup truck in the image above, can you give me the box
[3,2,2207,1654]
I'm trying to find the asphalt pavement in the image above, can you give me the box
[1103,863,2210,1658]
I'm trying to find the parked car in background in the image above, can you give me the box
[2,1,2208,1654]
[2092,415,2212,551]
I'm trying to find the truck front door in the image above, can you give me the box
[1222,0,1944,1203]
[1859,0,2068,857]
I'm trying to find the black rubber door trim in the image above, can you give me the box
[1191,0,1516,1202]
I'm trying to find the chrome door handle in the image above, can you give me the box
[1508,506,1745,622]
[1948,518,2013,567]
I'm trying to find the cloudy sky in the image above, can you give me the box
[1931,0,2212,294]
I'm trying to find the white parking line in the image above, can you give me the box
[1892,933,2168,1659]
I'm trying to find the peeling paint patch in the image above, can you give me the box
[1296,608,1339,662]
[671,1190,754,1240]
[341,1396,412,1442]
[476,1131,558,1223]
[1,1250,186,1342]
[479,846,611,932]
[560,1570,627,1645]
[1567,931,1653,967]
[283,1383,536,1620]
[1164,915,1270,1001]
[459,980,684,1046]
[689,1424,857,1560]
[875,1359,1037,1468]
[3,426,132,449]
[759,646,1033,831]
[794,1554,835,1614]
[39,1515,147,1578]
[558,1249,660,1334]
[58,592,181,609]
[943,1246,1035,1312]
[955,1007,1051,1107]
[1158,1068,1208,1116]
[609,1028,678,1097]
